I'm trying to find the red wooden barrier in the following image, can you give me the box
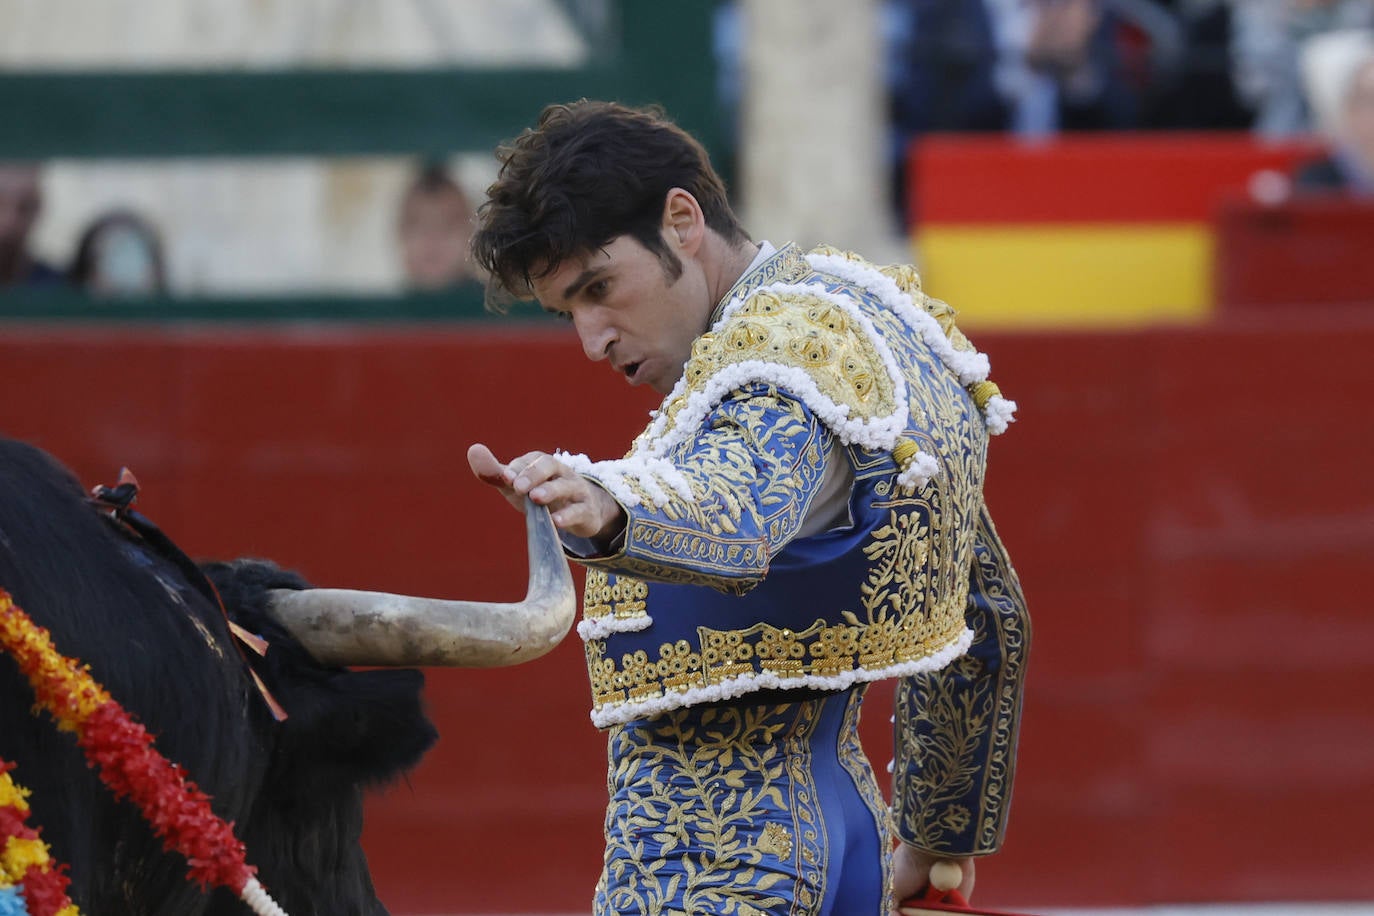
[1215,196,1374,309]
[1,315,1371,910]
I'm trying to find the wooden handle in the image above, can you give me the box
[929,860,963,892]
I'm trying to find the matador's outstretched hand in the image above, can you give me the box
[468,443,625,542]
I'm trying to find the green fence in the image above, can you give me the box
[1,1,723,322]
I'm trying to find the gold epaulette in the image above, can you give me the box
[653,288,898,439]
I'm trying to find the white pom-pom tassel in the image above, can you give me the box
[896,451,940,492]
[984,396,1017,435]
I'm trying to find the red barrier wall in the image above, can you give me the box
[2,315,1371,911]
[907,133,1318,224]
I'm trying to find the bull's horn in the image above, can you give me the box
[266,499,575,668]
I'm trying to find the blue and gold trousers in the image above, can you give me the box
[594,687,892,915]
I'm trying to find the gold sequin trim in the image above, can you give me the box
[585,604,966,710]
[582,569,649,622]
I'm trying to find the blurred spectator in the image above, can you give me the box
[0,163,64,288]
[1231,0,1374,137]
[397,162,481,291]
[1012,0,1159,134]
[68,209,168,297]
[883,0,1183,215]
[887,0,1178,141]
[1293,29,1374,195]
[1141,0,1254,129]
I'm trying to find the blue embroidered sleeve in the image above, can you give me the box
[891,503,1030,856]
[577,383,835,593]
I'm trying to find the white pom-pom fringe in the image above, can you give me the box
[552,450,592,473]
[553,451,693,510]
[806,252,992,386]
[639,358,909,467]
[984,396,1017,435]
[639,278,912,457]
[577,613,654,641]
[895,451,940,492]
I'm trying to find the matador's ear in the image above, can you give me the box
[662,187,706,253]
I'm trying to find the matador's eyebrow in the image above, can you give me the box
[562,265,608,303]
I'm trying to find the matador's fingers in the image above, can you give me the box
[467,443,515,488]
[511,452,573,494]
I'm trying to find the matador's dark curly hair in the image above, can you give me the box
[470,99,748,308]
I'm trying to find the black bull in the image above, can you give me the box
[0,438,438,914]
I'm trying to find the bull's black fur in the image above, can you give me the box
[0,439,437,915]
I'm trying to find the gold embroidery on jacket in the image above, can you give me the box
[836,686,894,909]
[650,289,899,445]
[584,499,970,713]
[711,243,812,324]
[595,702,829,914]
[599,389,831,591]
[891,507,1029,855]
[583,311,986,716]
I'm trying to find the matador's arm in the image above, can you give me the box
[891,502,1030,856]
[565,381,836,595]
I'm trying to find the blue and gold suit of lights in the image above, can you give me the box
[569,244,1029,915]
